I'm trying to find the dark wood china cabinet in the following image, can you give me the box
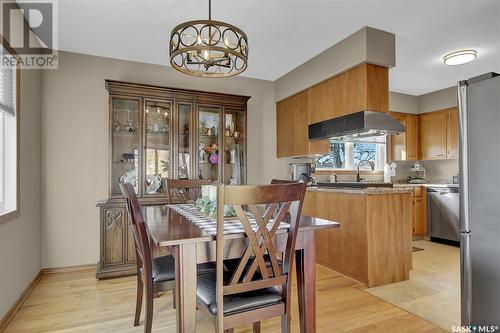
[96,80,249,279]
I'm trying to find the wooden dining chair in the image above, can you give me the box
[120,182,215,333]
[196,182,307,333]
[120,183,175,333]
[120,183,176,332]
[166,178,212,204]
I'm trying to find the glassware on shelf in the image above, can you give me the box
[112,98,140,195]
[198,107,220,181]
[178,104,191,179]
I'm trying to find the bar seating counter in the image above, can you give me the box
[303,186,413,287]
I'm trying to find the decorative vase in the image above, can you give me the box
[209,152,219,164]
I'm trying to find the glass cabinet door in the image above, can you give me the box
[177,103,192,179]
[198,106,221,182]
[111,97,140,196]
[223,110,246,185]
[144,100,172,195]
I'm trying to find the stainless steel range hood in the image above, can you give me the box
[308,111,405,142]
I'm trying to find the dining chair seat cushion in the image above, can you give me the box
[196,271,283,316]
[152,255,176,282]
[151,255,216,283]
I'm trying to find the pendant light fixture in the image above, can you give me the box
[169,0,248,78]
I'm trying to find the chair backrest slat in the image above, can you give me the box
[216,182,306,302]
[166,179,212,204]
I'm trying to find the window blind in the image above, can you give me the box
[0,45,16,117]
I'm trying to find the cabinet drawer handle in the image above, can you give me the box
[437,154,445,157]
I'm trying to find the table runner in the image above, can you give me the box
[167,204,289,236]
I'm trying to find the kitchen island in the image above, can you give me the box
[303,186,413,287]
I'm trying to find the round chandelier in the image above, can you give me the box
[169,0,248,78]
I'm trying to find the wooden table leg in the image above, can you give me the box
[296,231,316,333]
[174,243,197,333]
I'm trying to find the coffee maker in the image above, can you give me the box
[290,162,314,182]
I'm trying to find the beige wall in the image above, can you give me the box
[389,92,419,114]
[418,86,458,113]
[41,51,287,267]
[0,69,43,318]
[274,26,395,102]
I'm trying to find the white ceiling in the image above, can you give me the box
[56,0,500,95]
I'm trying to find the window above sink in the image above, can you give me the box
[315,141,386,171]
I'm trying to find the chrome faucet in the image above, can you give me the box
[356,160,375,182]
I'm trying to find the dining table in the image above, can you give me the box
[144,204,340,333]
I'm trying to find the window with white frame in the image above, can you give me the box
[315,140,386,171]
[0,44,17,217]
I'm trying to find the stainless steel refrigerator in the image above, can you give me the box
[458,72,500,326]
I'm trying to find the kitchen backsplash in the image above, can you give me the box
[314,171,384,183]
[392,159,459,184]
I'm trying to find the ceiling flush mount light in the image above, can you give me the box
[169,0,248,78]
[443,49,477,65]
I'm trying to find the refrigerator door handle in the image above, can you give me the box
[458,82,471,233]
[460,233,472,326]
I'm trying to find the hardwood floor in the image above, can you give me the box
[366,240,460,330]
[4,265,443,333]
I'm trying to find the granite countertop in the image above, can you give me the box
[307,186,413,195]
[393,183,459,188]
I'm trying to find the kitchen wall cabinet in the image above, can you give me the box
[308,63,389,123]
[419,111,448,160]
[276,90,330,157]
[276,63,389,158]
[419,107,458,160]
[276,90,309,157]
[389,112,418,161]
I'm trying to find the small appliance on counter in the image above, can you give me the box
[408,161,426,184]
[290,162,313,182]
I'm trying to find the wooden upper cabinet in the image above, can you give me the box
[419,111,448,160]
[406,114,419,160]
[418,107,459,160]
[447,107,459,159]
[308,64,389,124]
[276,90,310,158]
[276,63,388,158]
[389,112,418,161]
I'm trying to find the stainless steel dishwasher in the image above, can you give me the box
[427,186,460,243]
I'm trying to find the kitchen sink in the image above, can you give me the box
[316,182,393,189]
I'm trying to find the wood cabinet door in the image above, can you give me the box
[390,113,407,161]
[419,111,447,160]
[102,207,126,266]
[413,196,425,236]
[276,90,310,157]
[447,108,459,159]
[308,64,389,124]
[389,113,418,161]
[405,114,419,160]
